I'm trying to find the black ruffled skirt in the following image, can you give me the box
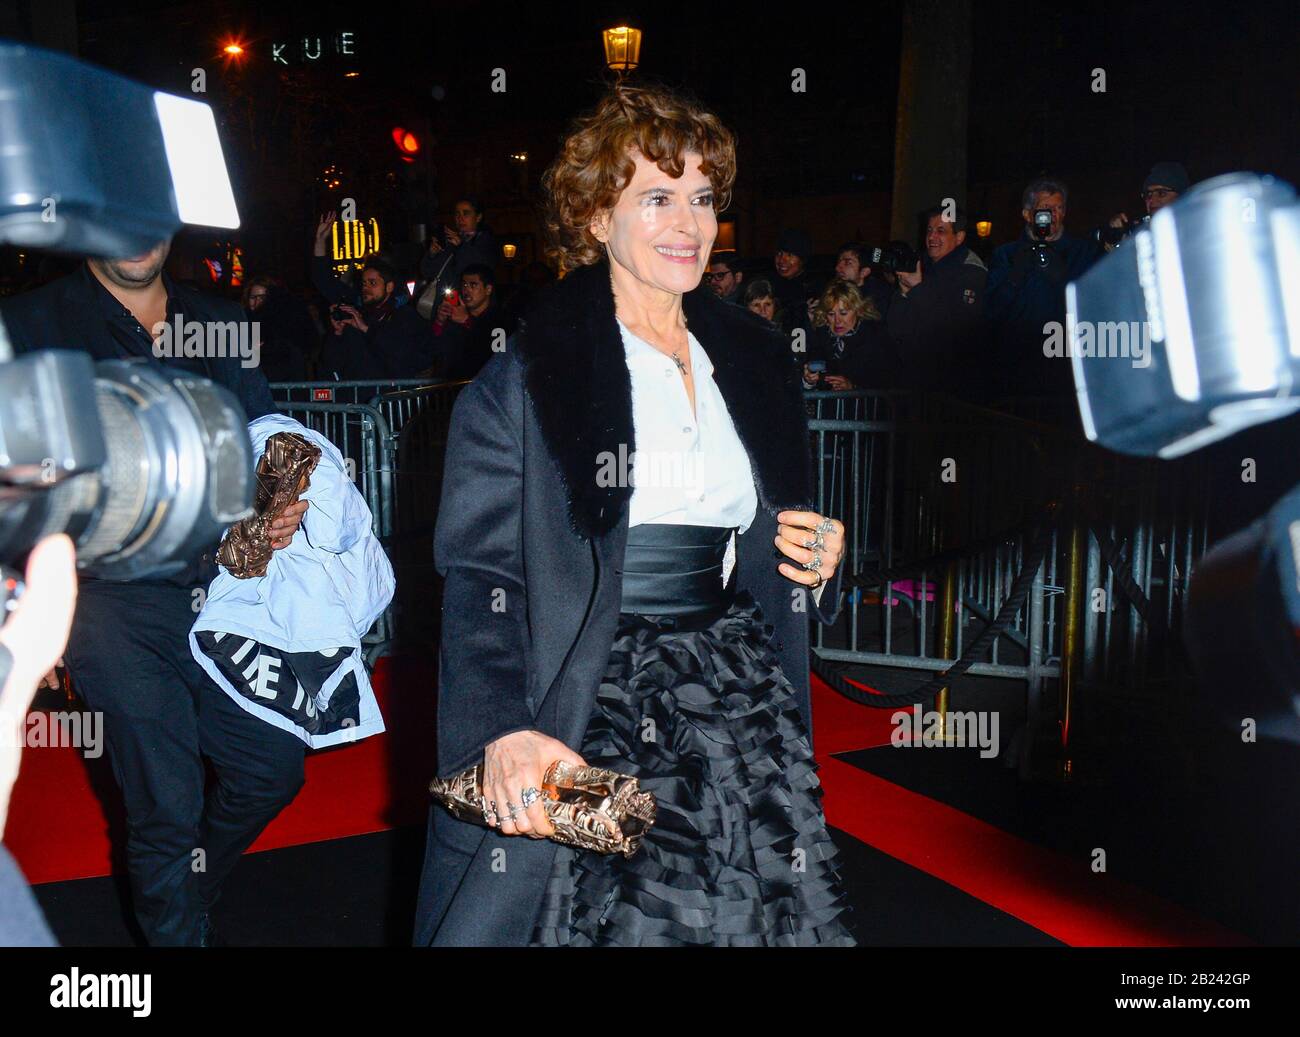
[530,590,856,946]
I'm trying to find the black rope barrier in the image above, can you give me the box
[813,524,1053,709]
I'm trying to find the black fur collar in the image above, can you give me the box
[517,258,814,542]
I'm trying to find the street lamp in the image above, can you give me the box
[602,25,642,72]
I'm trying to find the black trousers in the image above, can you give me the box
[63,581,305,946]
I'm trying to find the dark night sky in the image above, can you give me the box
[6,0,1299,282]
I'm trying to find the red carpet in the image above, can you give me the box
[5,656,437,886]
[5,656,1255,946]
[807,673,1253,946]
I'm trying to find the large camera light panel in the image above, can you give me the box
[0,41,239,258]
[1068,173,1300,458]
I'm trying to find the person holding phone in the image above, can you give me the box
[430,265,515,381]
[803,279,901,391]
[415,198,499,320]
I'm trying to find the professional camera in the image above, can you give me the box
[1022,208,1058,267]
[1031,208,1054,239]
[0,42,255,583]
[1067,171,1300,741]
[1094,213,1150,249]
[866,240,920,275]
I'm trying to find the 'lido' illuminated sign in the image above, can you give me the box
[332,218,381,273]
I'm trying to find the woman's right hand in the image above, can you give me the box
[483,730,587,838]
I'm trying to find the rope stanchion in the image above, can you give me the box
[813,525,1053,709]
[1090,526,1156,626]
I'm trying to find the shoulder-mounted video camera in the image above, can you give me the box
[0,41,255,592]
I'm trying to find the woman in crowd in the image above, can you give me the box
[803,278,902,391]
[742,277,782,328]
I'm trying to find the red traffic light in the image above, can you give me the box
[392,127,421,157]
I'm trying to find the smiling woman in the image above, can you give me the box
[540,82,736,275]
[415,80,854,948]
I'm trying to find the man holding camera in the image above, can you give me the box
[312,213,433,380]
[985,177,1101,400]
[430,263,515,381]
[1100,161,1190,252]
[885,206,987,394]
[0,244,309,946]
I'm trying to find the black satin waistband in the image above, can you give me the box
[620,523,736,620]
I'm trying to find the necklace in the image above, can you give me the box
[619,311,690,374]
[672,314,690,375]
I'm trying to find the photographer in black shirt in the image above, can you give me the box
[985,178,1101,399]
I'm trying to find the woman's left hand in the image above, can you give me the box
[775,510,844,591]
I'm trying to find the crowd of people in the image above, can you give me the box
[706,161,1189,413]
[0,159,1184,402]
[0,119,1193,945]
[224,196,551,386]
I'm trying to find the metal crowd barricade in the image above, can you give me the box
[270,378,447,407]
[806,388,1216,772]
[367,382,469,651]
[369,382,466,540]
[270,379,472,657]
[268,375,1215,739]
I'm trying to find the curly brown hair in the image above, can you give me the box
[540,81,737,273]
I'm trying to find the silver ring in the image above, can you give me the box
[803,551,823,571]
[815,518,835,535]
[520,786,541,808]
[482,805,497,824]
[504,802,521,821]
[802,536,817,549]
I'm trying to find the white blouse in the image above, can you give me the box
[618,318,758,583]
[617,318,826,606]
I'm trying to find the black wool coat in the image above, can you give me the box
[413,257,845,947]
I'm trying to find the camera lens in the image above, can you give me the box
[0,359,254,580]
